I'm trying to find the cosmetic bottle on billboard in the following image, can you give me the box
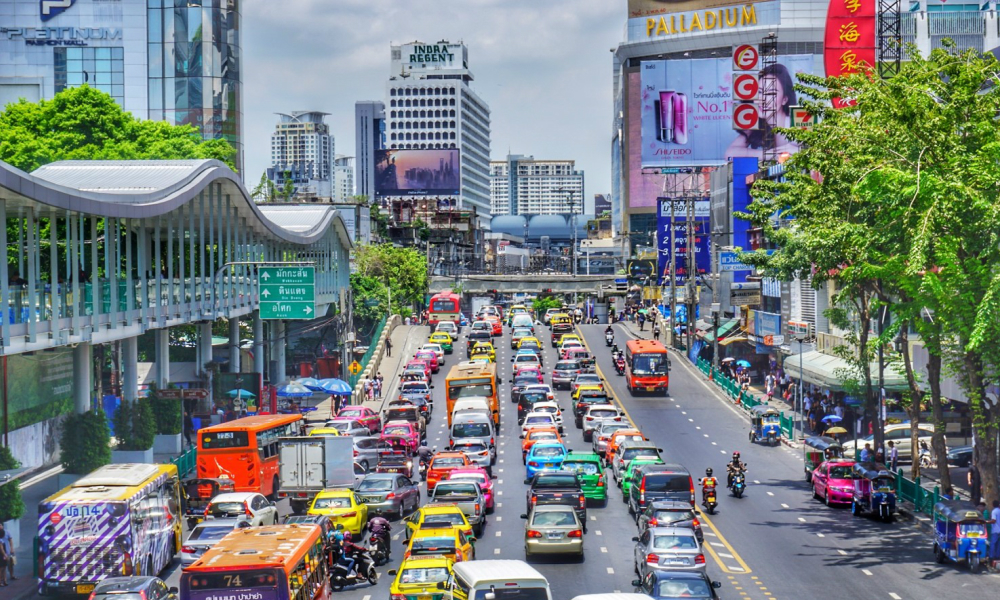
[658,90,676,143]
[672,92,688,145]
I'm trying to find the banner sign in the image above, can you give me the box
[824,0,877,108]
[719,251,753,271]
[657,198,711,286]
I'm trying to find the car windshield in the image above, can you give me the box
[623,448,659,460]
[556,362,581,371]
[576,376,600,384]
[325,421,351,432]
[531,510,576,526]
[533,446,566,458]
[515,355,538,363]
[531,432,558,441]
[535,406,557,414]
[400,567,451,584]
[451,474,487,485]
[655,579,713,598]
[521,393,547,403]
[402,384,428,392]
[189,525,236,540]
[313,496,352,508]
[829,466,853,479]
[94,594,144,600]
[654,510,693,523]
[563,461,599,475]
[590,409,618,418]
[384,426,411,436]
[632,353,669,375]
[455,442,487,453]
[643,475,690,492]
[422,513,465,527]
[340,409,363,417]
[435,484,478,496]
[358,479,394,491]
[208,502,248,517]
[433,457,467,467]
[600,423,629,434]
[653,534,698,550]
[453,423,491,438]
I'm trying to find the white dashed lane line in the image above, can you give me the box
[781,503,789,509]
[797,517,807,522]
[494,548,501,555]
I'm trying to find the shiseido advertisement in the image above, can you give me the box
[639,55,818,166]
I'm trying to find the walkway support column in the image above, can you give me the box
[155,329,170,389]
[271,320,286,385]
[253,311,265,376]
[73,342,92,414]
[122,337,138,403]
[198,321,213,374]
[229,318,241,373]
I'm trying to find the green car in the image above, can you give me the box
[563,451,608,506]
[428,333,454,354]
[620,458,665,500]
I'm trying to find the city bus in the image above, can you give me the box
[196,414,303,498]
[180,524,330,600]
[625,339,670,395]
[37,463,182,596]
[429,291,462,328]
[446,361,499,427]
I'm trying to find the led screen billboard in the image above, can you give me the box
[375,149,460,196]
[657,198,710,286]
[628,0,765,17]
[639,55,818,166]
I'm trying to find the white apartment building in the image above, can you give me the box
[384,41,491,223]
[268,111,334,200]
[490,155,585,216]
[333,155,355,201]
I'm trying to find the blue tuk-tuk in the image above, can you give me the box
[749,405,781,445]
[851,462,896,522]
[933,500,989,572]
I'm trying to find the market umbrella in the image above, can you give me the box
[821,415,843,423]
[319,378,353,396]
[736,360,751,368]
[227,389,256,398]
[277,382,314,398]
[294,377,325,392]
[638,308,648,314]
[721,357,736,363]
[825,426,848,435]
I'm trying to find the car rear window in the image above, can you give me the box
[643,474,691,492]
[94,594,143,600]
[589,409,619,418]
[313,496,352,508]
[652,534,698,550]
[535,475,577,487]
[556,361,581,371]
[435,483,479,496]
[410,538,457,554]
[623,447,659,460]
[433,457,466,467]
[189,525,236,540]
[525,416,553,425]
[654,509,694,523]
[533,446,566,458]
[453,423,491,438]
[357,479,393,491]
[563,461,599,475]
[207,502,246,517]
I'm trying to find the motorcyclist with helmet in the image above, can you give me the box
[416,445,434,480]
[699,468,718,508]
[726,452,747,488]
[367,516,392,562]
[334,531,370,578]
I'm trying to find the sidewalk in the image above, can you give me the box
[8,466,63,600]
[346,324,427,414]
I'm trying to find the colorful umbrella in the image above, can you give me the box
[825,426,848,435]
[319,378,353,396]
[736,360,751,368]
[277,383,314,398]
[294,377,325,392]
[821,415,843,423]
[227,389,256,398]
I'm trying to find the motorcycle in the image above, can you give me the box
[614,358,626,376]
[605,332,614,347]
[418,460,429,481]
[918,442,936,469]
[368,532,390,566]
[702,483,718,514]
[730,472,746,499]
[330,548,378,590]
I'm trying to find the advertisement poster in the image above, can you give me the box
[1,348,74,431]
[374,149,460,196]
[628,0,765,18]
[640,54,817,166]
[656,198,710,286]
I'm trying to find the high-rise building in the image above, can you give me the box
[490,155,584,216]
[382,41,491,225]
[355,100,386,200]
[333,155,355,202]
[267,111,334,200]
[0,0,244,172]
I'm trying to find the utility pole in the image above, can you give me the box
[669,199,677,348]
[685,193,696,354]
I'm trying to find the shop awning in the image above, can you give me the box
[700,319,740,343]
[719,335,748,346]
[783,351,909,391]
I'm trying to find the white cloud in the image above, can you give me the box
[242,0,622,211]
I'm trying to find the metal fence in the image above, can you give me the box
[896,470,939,516]
[170,445,197,477]
[349,316,388,388]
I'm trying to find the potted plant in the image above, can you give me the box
[150,387,183,454]
[59,409,112,487]
[111,400,156,464]
[0,445,25,548]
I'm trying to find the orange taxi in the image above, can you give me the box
[604,428,647,468]
[521,426,563,463]
[426,452,472,494]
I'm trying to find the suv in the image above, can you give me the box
[582,405,624,442]
[627,463,695,515]
[637,500,704,541]
[552,360,582,390]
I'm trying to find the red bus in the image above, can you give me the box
[428,291,462,327]
[196,414,302,498]
[625,339,670,395]
[181,524,330,600]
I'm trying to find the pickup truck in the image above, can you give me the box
[524,471,587,528]
[429,480,487,536]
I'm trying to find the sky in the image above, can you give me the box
[242,0,624,214]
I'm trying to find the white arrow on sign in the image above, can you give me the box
[304,306,313,315]
[261,271,271,281]
[261,289,271,298]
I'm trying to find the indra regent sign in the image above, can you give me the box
[408,44,456,64]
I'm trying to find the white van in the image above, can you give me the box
[446,560,551,600]
[452,397,492,418]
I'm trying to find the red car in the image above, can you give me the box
[414,350,440,374]
[812,459,856,506]
[380,420,421,454]
[337,406,381,433]
[484,316,503,336]
[426,452,471,494]
[406,359,432,380]
[446,467,496,512]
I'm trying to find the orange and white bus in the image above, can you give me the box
[180,524,330,600]
[196,414,302,498]
[446,362,499,427]
[625,339,670,395]
[428,291,462,327]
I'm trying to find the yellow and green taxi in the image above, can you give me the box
[404,504,474,541]
[559,333,583,347]
[470,341,496,362]
[517,336,542,351]
[404,527,475,562]
[307,427,341,437]
[307,489,367,535]
[572,384,606,403]
[388,555,455,600]
[428,331,454,354]
[563,450,608,504]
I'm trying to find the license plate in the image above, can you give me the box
[667,558,687,565]
[77,585,96,594]
[969,532,981,538]
[547,532,562,539]
[646,386,655,391]
[545,463,554,467]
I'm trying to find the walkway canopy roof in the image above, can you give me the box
[783,350,908,392]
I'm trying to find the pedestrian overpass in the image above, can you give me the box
[429,274,619,295]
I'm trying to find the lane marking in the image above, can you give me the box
[837,549,848,555]
[797,517,807,522]
[712,442,718,446]
[719,552,734,558]
[766,492,774,496]
[590,515,597,521]
[606,567,615,574]
[495,531,502,537]
[781,503,790,509]
[601,546,608,553]
[703,434,709,438]
[816,533,825,538]
[496,516,502,522]
[696,426,702,430]
[710,542,725,548]
[754,480,761,484]
[862,569,872,576]
[889,594,901,599]
[494,548,501,555]
[595,530,603,536]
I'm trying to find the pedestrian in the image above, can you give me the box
[183,411,195,447]
[859,443,873,462]
[0,522,12,585]
[638,312,645,331]
[765,372,775,396]
[991,500,1000,563]
[941,486,955,501]
[375,373,383,399]
[385,337,392,357]
[969,464,982,505]
[887,440,898,472]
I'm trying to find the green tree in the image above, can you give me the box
[741,43,1000,502]
[0,85,236,172]
[60,409,112,475]
[532,296,562,316]
[351,244,428,330]
[251,171,277,203]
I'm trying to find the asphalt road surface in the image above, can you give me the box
[162,320,1000,599]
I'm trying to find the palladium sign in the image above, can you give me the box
[1,27,122,46]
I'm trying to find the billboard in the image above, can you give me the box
[639,55,819,166]
[656,198,711,286]
[628,0,765,18]
[374,149,460,197]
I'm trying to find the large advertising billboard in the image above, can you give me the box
[657,198,711,286]
[640,55,818,166]
[628,0,764,18]
[374,149,460,197]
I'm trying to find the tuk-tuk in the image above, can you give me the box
[851,462,896,522]
[182,478,235,528]
[933,500,990,572]
[748,405,781,446]
[803,436,844,482]
[375,440,414,476]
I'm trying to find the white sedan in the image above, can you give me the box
[204,492,278,526]
[520,412,558,438]
[421,343,446,365]
[531,401,564,431]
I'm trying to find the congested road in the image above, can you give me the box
[162,316,1000,599]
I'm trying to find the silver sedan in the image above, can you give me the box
[632,526,706,578]
[521,505,584,560]
[180,518,250,566]
[355,473,421,518]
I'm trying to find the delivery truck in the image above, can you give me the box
[278,435,356,513]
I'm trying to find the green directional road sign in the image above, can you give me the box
[258,266,316,320]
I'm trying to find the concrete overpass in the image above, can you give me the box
[430,274,619,295]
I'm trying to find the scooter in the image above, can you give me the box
[605,332,614,347]
[614,358,626,376]
[368,532,391,566]
[730,472,746,499]
[702,483,718,514]
[330,549,378,590]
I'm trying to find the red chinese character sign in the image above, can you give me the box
[824,0,877,108]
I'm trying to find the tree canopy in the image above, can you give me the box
[350,244,428,328]
[0,85,236,172]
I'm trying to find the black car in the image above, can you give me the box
[633,570,722,599]
[517,391,549,424]
[947,445,973,468]
[91,577,177,600]
[510,374,540,403]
